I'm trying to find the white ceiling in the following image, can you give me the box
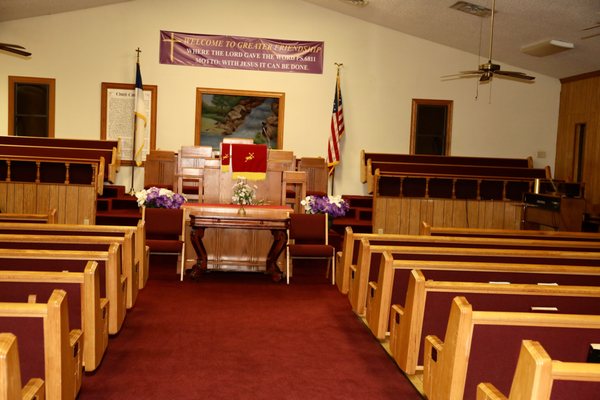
[0,0,131,22]
[1,0,599,79]
[302,0,600,79]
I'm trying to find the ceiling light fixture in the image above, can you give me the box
[520,39,574,57]
[450,1,492,17]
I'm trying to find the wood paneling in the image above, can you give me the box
[555,73,600,213]
[0,182,96,224]
[373,196,521,234]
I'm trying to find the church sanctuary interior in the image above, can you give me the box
[2,0,600,399]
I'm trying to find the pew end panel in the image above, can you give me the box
[0,332,46,400]
[336,226,355,294]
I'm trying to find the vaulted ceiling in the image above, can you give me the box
[1,0,599,79]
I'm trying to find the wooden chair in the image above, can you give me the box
[282,171,306,212]
[0,333,45,400]
[297,157,328,197]
[176,146,212,201]
[286,213,335,285]
[144,150,176,190]
[143,207,186,281]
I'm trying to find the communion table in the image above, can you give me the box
[185,204,292,281]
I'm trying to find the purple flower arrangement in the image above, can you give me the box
[135,187,187,209]
[300,195,349,218]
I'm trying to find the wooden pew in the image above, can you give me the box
[420,222,600,241]
[0,209,56,224]
[367,161,548,197]
[0,248,126,335]
[0,221,147,290]
[0,141,118,183]
[0,135,120,173]
[349,235,600,316]
[0,262,108,372]
[0,332,45,400]
[477,340,600,400]
[360,150,532,183]
[376,264,600,374]
[0,290,82,400]
[423,296,600,400]
[0,233,137,309]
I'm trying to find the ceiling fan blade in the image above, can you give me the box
[0,45,31,57]
[582,31,600,39]
[0,42,27,49]
[495,70,535,81]
[581,24,600,31]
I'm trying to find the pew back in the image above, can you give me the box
[477,340,600,400]
[0,233,137,309]
[0,221,147,289]
[0,263,108,372]
[0,247,126,334]
[0,332,45,400]
[384,266,600,374]
[350,236,600,315]
[423,296,600,400]
[0,290,82,400]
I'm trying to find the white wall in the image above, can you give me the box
[0,0,561,195]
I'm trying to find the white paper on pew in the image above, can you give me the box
[591,343,600,350]
[531,306,559,311]
[489,281,510,284]
[537,282,559,285]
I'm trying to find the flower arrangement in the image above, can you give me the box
[301,195,349,218]
[231,179,256,206]
[135,187,187,209]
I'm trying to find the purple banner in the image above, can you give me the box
[160,30,324,74]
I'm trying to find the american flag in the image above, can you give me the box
[327,71,345,175]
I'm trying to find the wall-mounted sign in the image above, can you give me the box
[160,30,324,74]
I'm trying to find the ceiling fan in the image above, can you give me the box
[444,0,535,83]
[0,42,31,57]
[581,19,600,40]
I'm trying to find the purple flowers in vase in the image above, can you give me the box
[135,187,187,209]
[300,195,349,218]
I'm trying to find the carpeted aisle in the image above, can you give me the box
[80,256,423,399]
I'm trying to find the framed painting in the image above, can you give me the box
[194,87,285,151]
[101,82,157,166]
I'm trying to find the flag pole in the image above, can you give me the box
[328,62,343,196]
[129,48,142,195]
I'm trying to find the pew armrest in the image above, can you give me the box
[70,329,84,397]
[423,334,444,398]
[476,383,508,400]
[22,378,45,400]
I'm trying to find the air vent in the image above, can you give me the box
[450,1,492,17]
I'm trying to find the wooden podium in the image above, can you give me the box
[521,193,586,232]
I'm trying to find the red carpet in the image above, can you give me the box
[80,256,422,399]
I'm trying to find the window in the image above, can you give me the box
[410,99,453,155]
[8,76,55,137]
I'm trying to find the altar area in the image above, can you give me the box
[175,145,300,277]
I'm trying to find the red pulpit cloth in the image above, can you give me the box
[220,143,231,172]
[231,143,268,180]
